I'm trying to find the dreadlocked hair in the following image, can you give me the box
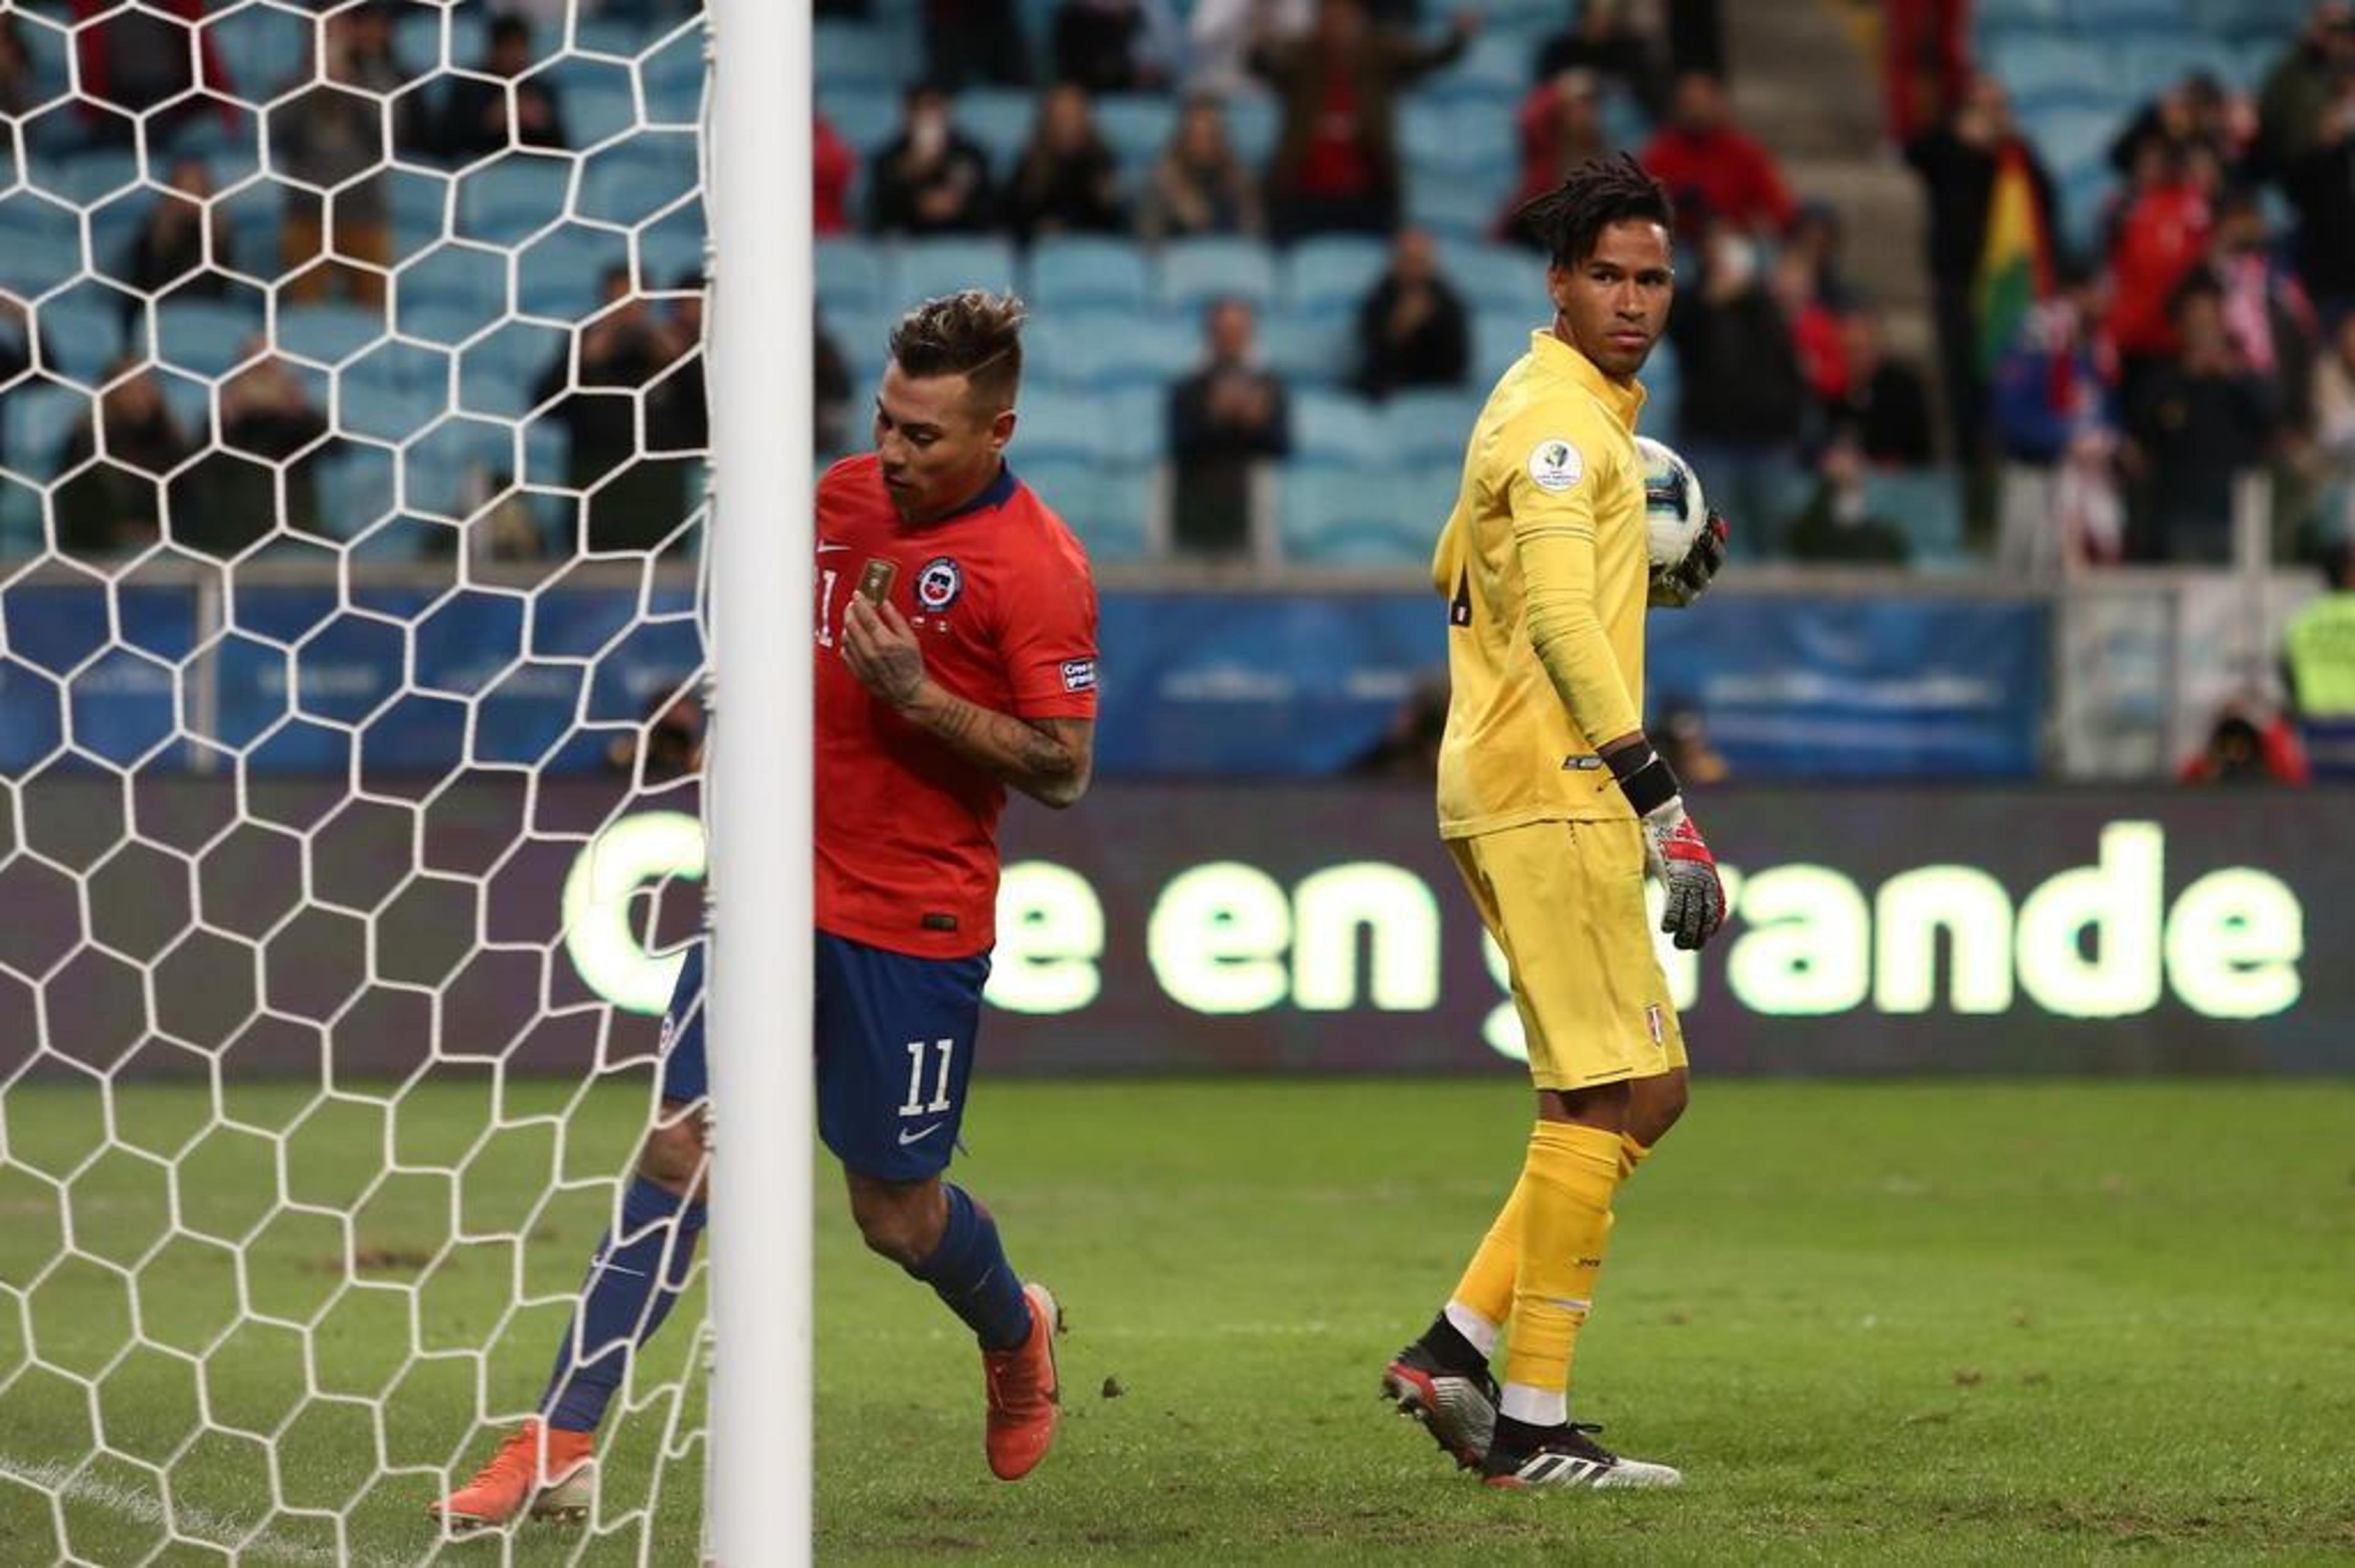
[1512,152,1676,270]
[889,289,1027,412]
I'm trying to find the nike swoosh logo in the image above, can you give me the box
[817,541,851,554]
[897,1122,946,1146]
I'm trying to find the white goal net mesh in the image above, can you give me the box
[0,2,719,1559]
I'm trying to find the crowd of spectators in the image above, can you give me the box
[12,0,2355,579]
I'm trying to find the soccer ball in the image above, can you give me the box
[1635,435,1707,570]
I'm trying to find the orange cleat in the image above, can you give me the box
[427,1419,597,1532]
[982,1283,1062,1481]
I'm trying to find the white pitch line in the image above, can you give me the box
[0,1453,414,1568]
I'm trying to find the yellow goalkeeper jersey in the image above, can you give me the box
[1431,328,1651,839]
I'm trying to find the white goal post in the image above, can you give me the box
[703,0,813,1562]
[0,0,810,1560]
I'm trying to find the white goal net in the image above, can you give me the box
[0,2,724,1559]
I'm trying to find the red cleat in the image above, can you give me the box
[427,1419,597,1532]
[982,1283,1062,1481]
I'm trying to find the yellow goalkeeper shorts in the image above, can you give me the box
[1447,817,1688,1092]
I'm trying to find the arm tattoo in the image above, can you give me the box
[909,686,1088,805]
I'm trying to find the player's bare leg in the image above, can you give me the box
[849,1169,1063,1480]
[431,1103,709,1532]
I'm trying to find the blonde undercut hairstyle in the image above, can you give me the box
[888,289,1027,415]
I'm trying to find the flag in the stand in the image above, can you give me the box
[1974,140,2055,375]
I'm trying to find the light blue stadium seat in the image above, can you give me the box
[646,60,705,126]
[1027,236,1152,312]
[1158,236,1276,312]
[389,170,455,253]
[1985,37,2114,110]
[569,82,642,148]
[1019,457,1152,562]
[640,25,706,101]
[1220,95,1279,168]
[1863,467,1967,562]
[887,237,1019,310]
[1260,310,1352,388]
[814,21,906,94]
[1473,310,1540,379]
[2121,36,2233,102]
[1098,387,1165,464]
[1380,389,1482,468]
[1010,389,1109,464]
[954,88,1035,171]
[816,237,886,313]
[34,297,125,385]
[401,302,491,350]
[580,145,699,227]
[1283,235,1391,319]
[1095,94,1177,172]
[2189,0,2306,40]
[639,208,707,288]
[31,148,139,206]
[278,304,388,365]
[394,9,488,76]
[211,0,311,92]
[0,195,84,297]
[1420,30,1530,109]
[157,299,263,378]
[1439,242,1542,315]
[576,18,662,59]
[1027,310,1195,391]
[2030,104,2126,178]
[461,321,566,416]
[458,155,573,245]
[1,381,91,483]
[1400,101,1515,183]
[1291,390,1387,468]
[518,227,629,319]
[1406,174,1502,245]
[397,242,509,321]
[1972,0,2068,32]
[2054,163,2115,256]
[1279,465,1427,565]
[2063,0,2186,31]
[820,89,901,163]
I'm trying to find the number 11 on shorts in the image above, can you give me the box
[900,1038,955,1116]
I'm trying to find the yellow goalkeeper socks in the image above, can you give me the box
[1499,1120,1622,1426]
[1618,1132,1653,1182]
[1444,1172,1527,1353]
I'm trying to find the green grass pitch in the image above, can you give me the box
[1,1077,2350,1564]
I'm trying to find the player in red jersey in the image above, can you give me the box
[434,291,1099,1531]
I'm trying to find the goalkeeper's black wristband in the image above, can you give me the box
[1605,740,1680,817]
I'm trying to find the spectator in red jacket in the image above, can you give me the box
[2107,141,2219,396]
[1498,68,1613,243]
[1639,69,1794,241]
[72,0,234,145]
[814,113,856,235]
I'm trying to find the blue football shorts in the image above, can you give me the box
[655,934,992,1182]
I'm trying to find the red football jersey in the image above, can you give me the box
[813,454,1100,958]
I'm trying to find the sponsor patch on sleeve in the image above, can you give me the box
[1526,438,1585,494]
[1060,659,1098,692]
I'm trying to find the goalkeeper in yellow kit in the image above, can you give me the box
[1379,154,1730,1490]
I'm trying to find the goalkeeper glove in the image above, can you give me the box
[1648,510,1730,609]
[1604,740,1726,951]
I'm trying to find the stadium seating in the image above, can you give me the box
[1094,95,1179,172]
[1379,390,1483,468]
[890,237,1020,306]
[957,88,1036,170]
[457,154,572,245]
[813,22,904,96]
[279,304,390,365]
[1027,236,1153,313]
[1291,391,1389,469]
[1158,236,1277,313]
[156,299,264,379]
[1279,466,1432,567]
[33,295,127,385]
[1019,457,1154,562]
[1863,467,1969,565]
[1,381,91,483]
[1282,235,1392,320]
